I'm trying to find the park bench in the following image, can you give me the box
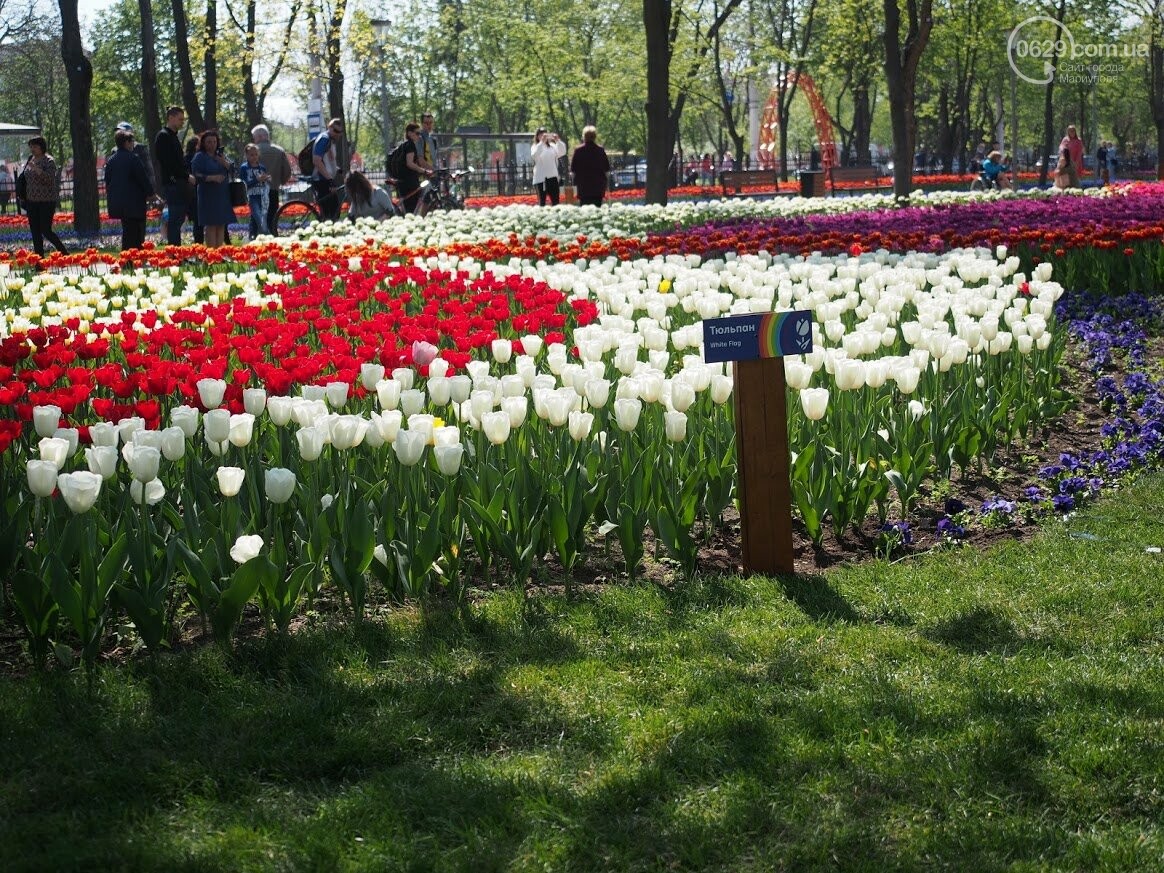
[827,165,892,195]
[721,169,782,198]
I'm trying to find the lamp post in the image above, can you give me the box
[370,19,393,176]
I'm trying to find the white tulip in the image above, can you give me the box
[391,367,415,390]
[243,388,267,416]
[665,411,688,442]
[427,376,452,405]
[670,380,696,413]
[85,445,119,480]
[264,467,297,503]
[39,436,71,470]
[433,425,461,447]
[266,396,293,426]
[400,389,425,416]
[228,413,256,448]
[133,429,164,451]
[501,395,528,428]
[197,377,227,409]
[584,379,611,409]
[118,417,145,444]
[160,426,186,461]
[402,414,432,443]
[130,478,166,506]
[216,466,246,497]
[614,398,642,432]
[434,444,464,476]
[33,405,62,438]
[893,365,921,395]
[800,387,829,421]
[56,471,103,513]
[27,459,58,497]
[230,534,264,564]
[296,426,325,461]
[204,408,230,443]
[784,360,813,391]
[710,375,733,404]
[428,358,450,379]
[330,415,368,450]
[520,334,543,357]
[392,430,426,466]
[491,339,513,363]
[89,421,121,447]
[449,375,472,403]
[125,444,160,483]
[373,543,389,567]
[324,381,349,409]
[360,363,385,391]
[372,410,402,443]
[568,410,594,441]
[376,379,401,410]
[482,411,511,445]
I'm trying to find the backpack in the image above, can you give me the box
[387,140,408,179]
[297,142,314,176]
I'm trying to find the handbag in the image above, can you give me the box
[14,171,27,203]
[229,179,248,208]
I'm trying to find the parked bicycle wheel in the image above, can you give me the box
[274,199,320,232]
[969,178,987,193]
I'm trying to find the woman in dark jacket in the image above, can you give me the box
[21,136,68,257]
[569,125,611,208]
[105,129,155,251]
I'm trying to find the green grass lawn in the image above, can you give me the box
[2,476,1163,872]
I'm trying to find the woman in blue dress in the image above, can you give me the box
[190,130,234,247]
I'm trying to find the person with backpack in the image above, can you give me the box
[21,136,68,258]
[253,124,293,236]
[311,118,344,222]
[392,122,434,215]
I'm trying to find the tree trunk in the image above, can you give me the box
[138,0,162,182]
[58,0,99,237]
[643,0,672,205]
[242,0,261,129]
[1039,0,1068,186]
[171,0,205,131]
[883,0,933,199]
[852,86,871,166]
[204,0,217,129]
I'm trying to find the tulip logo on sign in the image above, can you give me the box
[701,310,813,363]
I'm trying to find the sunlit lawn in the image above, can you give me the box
[2,475,1163,871]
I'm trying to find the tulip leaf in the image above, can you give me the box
[9,568,57,667]
[212,557,270,643]
[46,554,83,639]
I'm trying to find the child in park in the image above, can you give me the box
[239,143,271,238]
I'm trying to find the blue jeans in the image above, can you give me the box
[163,183,190,246]
[248,194,268,238]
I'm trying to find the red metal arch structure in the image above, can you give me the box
[757,73,838,172]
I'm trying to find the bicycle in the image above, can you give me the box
[969,170,1011,193]
[274,176,347,231]
[419,168,470,213]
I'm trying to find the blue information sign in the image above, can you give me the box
[702,310,814,364]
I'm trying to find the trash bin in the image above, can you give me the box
[799,169,824,197]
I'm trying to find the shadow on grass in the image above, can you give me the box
[923,606,1022,654]
[776,573,863,624]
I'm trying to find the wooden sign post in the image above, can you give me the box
[703,311,813,575]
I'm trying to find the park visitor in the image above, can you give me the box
[531,127,567,206]
[238,143,271,239]
[345,171,395,220]
[570,125,611,208]
[20,136,68,257]
[190,130,234,248]
[252,123,293,236]
[154,107,196,245]
[105,128,156,251]
[1059,125,1083,188]
[311,118,344,222]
